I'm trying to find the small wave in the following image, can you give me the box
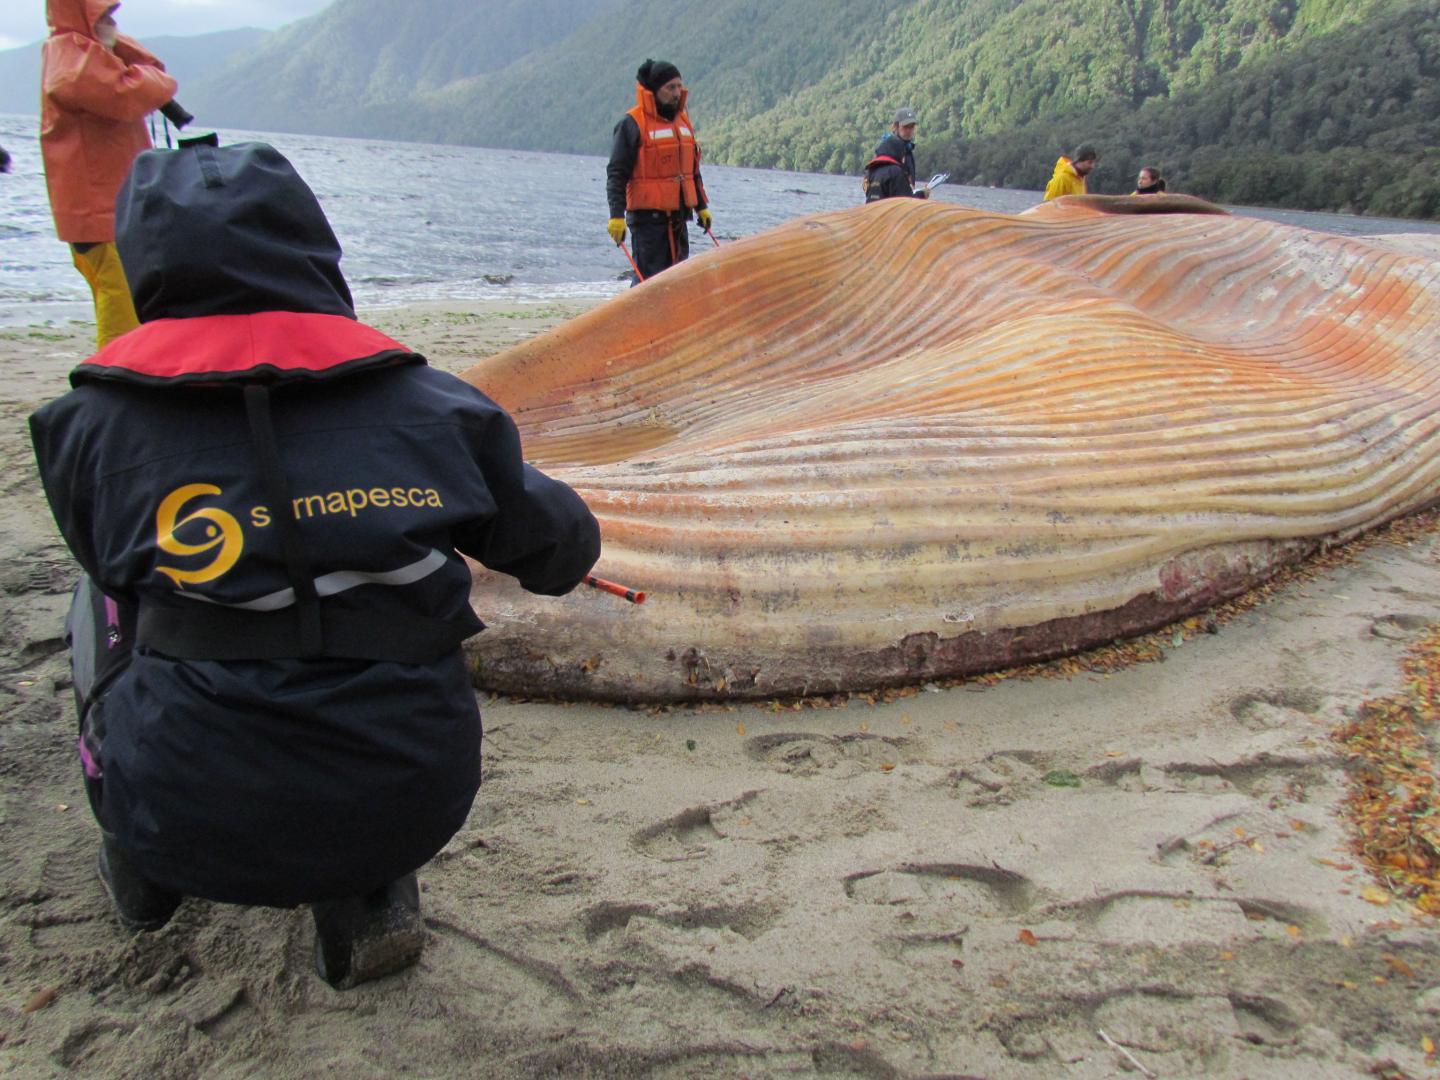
[0,300,93,328]
[352,277,622,310]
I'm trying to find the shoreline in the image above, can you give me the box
[1,298,1437,1078]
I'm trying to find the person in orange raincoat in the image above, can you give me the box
[41,0,182,348]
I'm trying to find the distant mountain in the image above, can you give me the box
[0,27,270,117]
[9,0,1437,218]
[402,0,913,156]
[241,0,1416,161]
[184,0,629,137]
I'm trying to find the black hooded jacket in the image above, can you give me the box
[864,132,923,202]
[29,141,601,906]
[872,132,917,185]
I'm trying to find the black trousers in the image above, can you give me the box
[64,576,411,913]
[629,211,690,282]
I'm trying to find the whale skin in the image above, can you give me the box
[459,195,1440,702]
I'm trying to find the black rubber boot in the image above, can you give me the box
[96,832,182,932]
[311,874,424,990]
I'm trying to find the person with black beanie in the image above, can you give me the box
[605,58,712,282]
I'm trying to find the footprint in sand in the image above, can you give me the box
[842,862,1037,917]
[948,749,1046,805]
[1159,754,1332,799]
[1370,612,1434,640]
[632,788,874,857]
[988,984,1304,1068]
[1050,889,1321,944]
[580,898,776,944]
[631,804,723,861]
[630,792,768,861]
[1227,688,1324,731]
[743,731,921,775]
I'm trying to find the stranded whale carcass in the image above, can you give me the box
[459,196,1440,702]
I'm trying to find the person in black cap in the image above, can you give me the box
[863,106,931,202]
[29,137,601,989]
[605,58,712,281]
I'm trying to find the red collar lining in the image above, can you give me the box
[73,312,420,384]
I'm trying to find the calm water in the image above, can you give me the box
[3,112,1438,327]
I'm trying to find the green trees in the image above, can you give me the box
[180,0,1440,219]
[932,2,1440,216]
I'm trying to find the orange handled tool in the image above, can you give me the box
[617,239,645,282]
[585,575,646,604]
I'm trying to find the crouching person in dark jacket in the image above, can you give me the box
[29,138,602,990]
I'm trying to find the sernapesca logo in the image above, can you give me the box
[154,481,448,588]
[155,483,244,586]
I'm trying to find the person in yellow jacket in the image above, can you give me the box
[1043,144,1098,201]
[41,0,192,349]
[605,59,711,282]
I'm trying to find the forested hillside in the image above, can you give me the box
[945,3,1440,217]
[700,0,1433,179]
[124,0,1440,218]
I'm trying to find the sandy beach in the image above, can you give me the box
[1,299,1438,1079]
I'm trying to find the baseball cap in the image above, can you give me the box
[894,107,918,126]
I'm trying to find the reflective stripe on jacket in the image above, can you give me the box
[41,0,176,242]
[625,82,703,212]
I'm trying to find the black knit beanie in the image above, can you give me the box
[637,59,681,92]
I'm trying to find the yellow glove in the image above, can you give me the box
[696,208,713,230]
[607,217,626,244]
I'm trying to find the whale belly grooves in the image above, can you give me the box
[460,196,1440,702]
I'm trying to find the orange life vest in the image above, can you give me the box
[625,82,704,213]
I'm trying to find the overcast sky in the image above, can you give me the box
[0,0,336,51]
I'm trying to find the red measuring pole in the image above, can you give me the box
[585,575,646,604]
[617,239,645,281]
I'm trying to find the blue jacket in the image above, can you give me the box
[29,142,601,906]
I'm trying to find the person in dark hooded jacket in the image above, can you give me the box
[864,107,932,203]
[29,137,602,989]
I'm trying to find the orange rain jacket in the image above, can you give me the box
[624,83,706,213]
[41,0,177,242]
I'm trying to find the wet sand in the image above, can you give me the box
[1,300,1437,1079]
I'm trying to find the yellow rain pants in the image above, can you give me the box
[71,242,139,349]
